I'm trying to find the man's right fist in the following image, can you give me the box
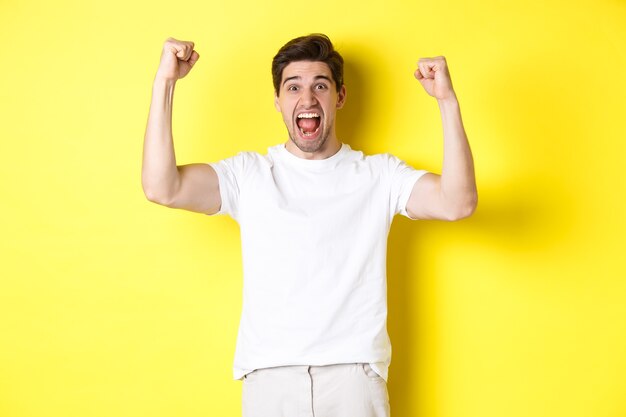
[155,37,200,82]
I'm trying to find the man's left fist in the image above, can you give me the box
[415,56,456,101]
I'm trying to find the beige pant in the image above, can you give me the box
[242,362,390,417]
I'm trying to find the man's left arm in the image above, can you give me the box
[405,56,478,221]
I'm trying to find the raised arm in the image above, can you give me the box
[141,37,221,215]
[406,56,477,221]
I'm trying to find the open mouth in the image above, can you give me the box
[296,112,321,138]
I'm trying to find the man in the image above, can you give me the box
[142,34,477,417]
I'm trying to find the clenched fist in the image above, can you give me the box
[155,37,200,82]
[415,56,456,101]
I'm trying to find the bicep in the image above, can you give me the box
[405,172,452,221]
[167,163,222,215]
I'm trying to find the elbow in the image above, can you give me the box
[141,168,181,207]
[445,193,478,221]
[143,187,165,206]
[141,172,174,207]
[142,180,174,207]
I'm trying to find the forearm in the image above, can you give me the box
[438,97,477,216]
[141,76,180,203]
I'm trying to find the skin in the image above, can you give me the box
[142,38,477,221]
[274,61,346,160]
[405,56,478,221]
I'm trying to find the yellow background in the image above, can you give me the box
[1,0,625,416]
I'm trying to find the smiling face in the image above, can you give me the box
[274,60,346,159]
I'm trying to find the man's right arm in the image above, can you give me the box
[141,38,221,215]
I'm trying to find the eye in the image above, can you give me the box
[287,85,298,91]
[315,83,328,90]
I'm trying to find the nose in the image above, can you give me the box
[300,88,318,107]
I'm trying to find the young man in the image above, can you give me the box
[142,34,477,417]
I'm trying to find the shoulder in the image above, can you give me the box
[360,151,404,170]
[210,150,270,181]
[221,149,270,166]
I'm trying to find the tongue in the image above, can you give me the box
[297,118,319,133]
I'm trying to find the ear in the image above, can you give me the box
[336,85,347,109]
[274,92,281,112]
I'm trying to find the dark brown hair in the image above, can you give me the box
[272,33,344,96]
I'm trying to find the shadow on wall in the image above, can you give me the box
[334,48,580,415]
[336,51,369,152]
[335,45,398,154]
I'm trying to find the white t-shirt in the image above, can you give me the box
[207,142,429,382]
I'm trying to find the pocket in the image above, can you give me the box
[242,369,258,383]
[361,363,383,380]
[360,363,390,411]
[241,371,258,417]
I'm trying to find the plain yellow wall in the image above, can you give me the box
[1,0,625,416]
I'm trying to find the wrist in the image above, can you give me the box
[437,95,459,109]
[153,74,177,89]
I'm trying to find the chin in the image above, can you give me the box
[291,135,327,154]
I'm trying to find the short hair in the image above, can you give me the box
[272,33,344,96]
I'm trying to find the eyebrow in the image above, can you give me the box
[282,75,332,86]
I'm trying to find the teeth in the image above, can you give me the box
[297,112,320,119]
[299,127,319,136]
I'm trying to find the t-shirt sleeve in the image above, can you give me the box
[205,152,248,221]
[387,154,430,219]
